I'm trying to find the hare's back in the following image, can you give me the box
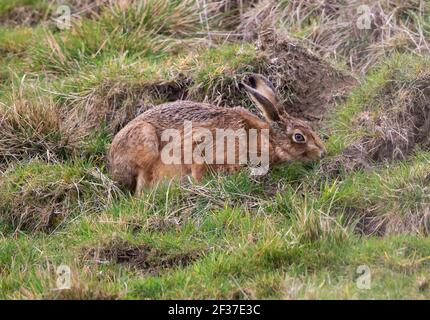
[136,101,247,130]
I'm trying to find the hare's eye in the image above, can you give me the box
[293,133,306,143]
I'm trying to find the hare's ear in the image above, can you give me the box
[241,73,280,122]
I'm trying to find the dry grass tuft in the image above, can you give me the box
[384,206,430,236]
[236,0,430,73]
[63,74,191,137]
[0,161,120,233]
[0,85,74,162]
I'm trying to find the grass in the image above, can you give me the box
[1,201,429,299]
[0,0,429,300]
[0,0,48,16]
[326,53,430,154]
[0,160,119,233]
[238,0,430,73]
[28,0,208,74]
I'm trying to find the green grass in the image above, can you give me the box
[0,160,118,234]
[0,25,44,84]
[325,53,430,155]
[0,1,429,300]
[1,197,429,299]
[28,0,206,74]
[0,150,428,298]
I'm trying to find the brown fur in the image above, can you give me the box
[108,74,326,194]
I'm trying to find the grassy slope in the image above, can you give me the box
[0,0,429,299]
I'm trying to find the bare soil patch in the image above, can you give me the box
[258,32,356,123]
[86,241,204,274]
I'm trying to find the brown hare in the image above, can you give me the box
[108,73,326,194]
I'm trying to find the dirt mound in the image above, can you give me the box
[106,32,355,130]
[327,74,430,173]
[259,31,356,123]
[186,32,356,125]
[86,241,203,274]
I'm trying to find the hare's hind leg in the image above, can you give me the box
[135,170,150,195]
[131,122,160,195]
